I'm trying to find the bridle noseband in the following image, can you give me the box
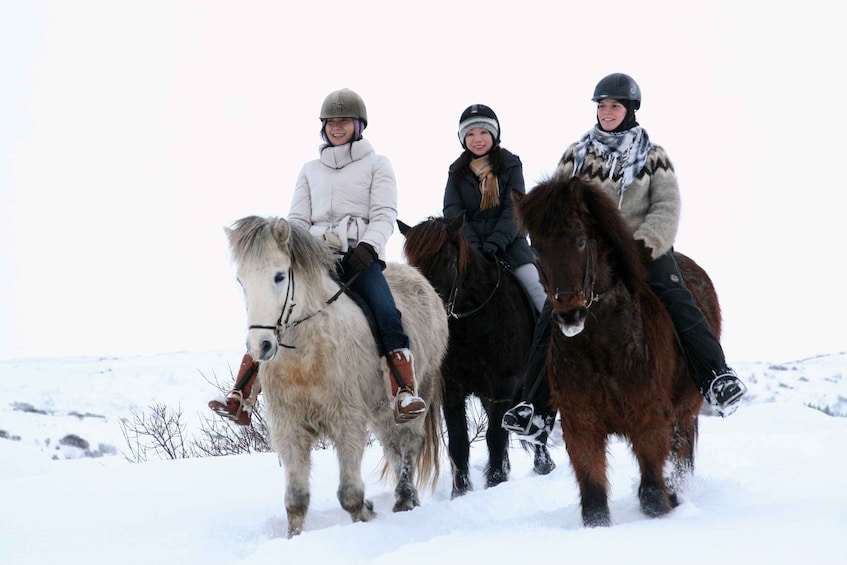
[248,266,361,349]
[549,240,610,308]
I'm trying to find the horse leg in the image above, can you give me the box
[630,423,675,518]
[563,419,611,527]
[280,434,313,538]
[335,425,376,524]
[532,443,556,476]
[385,427,425,512]
[444,389,473,498]
[484,400,511,489]
[393,444,421,512]
[668,414,698,503]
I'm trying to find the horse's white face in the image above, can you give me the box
[237,255,292,362]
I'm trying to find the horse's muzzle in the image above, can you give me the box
[552,307,587,337]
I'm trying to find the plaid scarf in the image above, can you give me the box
[469,156,500,211]
[572,125,652,194]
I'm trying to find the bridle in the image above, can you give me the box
[444,256,503,319]
[548,240,610,308]
[248,266,361,349]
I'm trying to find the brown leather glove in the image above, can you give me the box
[346,242,378,272]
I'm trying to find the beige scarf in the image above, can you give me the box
[470,156,500,211]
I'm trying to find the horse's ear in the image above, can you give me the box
[271,217,291,246]
[397,219,411,236]
[446,212,465,236]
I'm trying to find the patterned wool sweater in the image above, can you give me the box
[556,142,681,259]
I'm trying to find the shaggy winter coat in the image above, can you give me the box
[557,142,680,259]
[443,148,534,269]
[289,139,397,260]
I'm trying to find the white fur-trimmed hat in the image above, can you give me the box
[457,104,500,148]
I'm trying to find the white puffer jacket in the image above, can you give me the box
[288,139,397,260]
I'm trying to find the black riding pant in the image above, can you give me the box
[647,249,728,391]
[518,300,555,419]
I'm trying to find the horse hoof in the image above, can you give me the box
[583,510,611,528]
[451,486,471,499]
[485,469,508,489]
[639,485,672,517]
[352,498,377,522]
[392,495,419,513]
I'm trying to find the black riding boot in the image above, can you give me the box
[648,250,746,416]
[502,300,556,443]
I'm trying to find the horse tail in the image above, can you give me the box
[417,384,443,493]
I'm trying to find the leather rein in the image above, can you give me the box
[444,256,503,319]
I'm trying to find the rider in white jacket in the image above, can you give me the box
[210,88,426,425]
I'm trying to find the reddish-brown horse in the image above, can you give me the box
[514,176,712,527]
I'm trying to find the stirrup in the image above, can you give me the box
[394,390,426,424]
[706,370,747,418]
[208,390,252,426]
[502,401,536,434]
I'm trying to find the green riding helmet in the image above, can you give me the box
[319,88,368,126]
[592,73,641,110]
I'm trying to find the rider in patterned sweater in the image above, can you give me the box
[502,73,747,443]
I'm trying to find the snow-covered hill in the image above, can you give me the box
[0,350,845,564]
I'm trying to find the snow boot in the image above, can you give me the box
[385,348,426,424]
[208,353,260,426]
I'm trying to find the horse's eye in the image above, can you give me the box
[577,238,587,249]
[274,272,286,284]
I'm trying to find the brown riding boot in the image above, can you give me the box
[208,353,260,426]
[385,348,427,424]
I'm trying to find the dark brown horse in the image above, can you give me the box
[399,215,555,499]
[514,176,712,527]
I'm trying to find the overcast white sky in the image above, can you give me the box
[1,1,844,362]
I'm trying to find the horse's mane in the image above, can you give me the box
[402,216,469,276]
[227,216,339,277]
[518,176,647,293]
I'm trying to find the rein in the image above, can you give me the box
[445,256,503,319]
[249,266,362,349]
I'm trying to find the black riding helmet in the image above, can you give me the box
[593,73,641,132]
[592,73,641,109]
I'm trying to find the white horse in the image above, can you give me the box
[226,216,448,538]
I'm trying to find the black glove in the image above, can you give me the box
[346,242,378,272]
[634,239,654,264]
[482,242,499,261]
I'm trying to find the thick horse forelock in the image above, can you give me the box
[517,175,586,237]
[227,216,284,266]
[403,216,468,276]
[520,176,646,291]
[228,216,337,277]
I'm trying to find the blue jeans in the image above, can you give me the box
[337,259,409,354]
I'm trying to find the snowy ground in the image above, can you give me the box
[1,350,845,564]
